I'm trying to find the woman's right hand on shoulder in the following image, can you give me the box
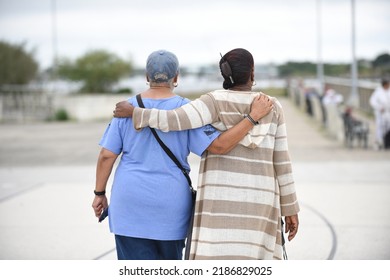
[113,101,134,118]
[250,94,273,121]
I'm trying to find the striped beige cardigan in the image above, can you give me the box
[133,90,300,259]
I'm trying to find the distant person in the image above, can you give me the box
[91,49,272,260]
[304,87,320,117]
[321,86,344,126]
[114,48,300,260]
[322,86,343,106]
[369,78,390,149]
[342,107,369,148]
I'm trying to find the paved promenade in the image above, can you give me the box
[0,96,389,260]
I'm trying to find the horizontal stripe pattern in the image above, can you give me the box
[197,199,279,221]
[199,185,278,206]
[189,228,283,260]
[132,90,299,259]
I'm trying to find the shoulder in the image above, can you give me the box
[266,95,283,118]
[206,89,228,99]
[110,116,131,128]
[271,96,283,109]
[208,90,254,104]
[259,92,283,111]
[127,96,137,104]
[373,86,383,94]
[178,96,191,105]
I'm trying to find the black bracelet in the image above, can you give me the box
[94,190,106,196]
[245,114,259,125]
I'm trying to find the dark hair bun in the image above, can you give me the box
[219,48,254,89]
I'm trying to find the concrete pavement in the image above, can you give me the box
[0,96,389,260]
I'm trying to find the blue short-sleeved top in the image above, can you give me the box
[99,95,220,240]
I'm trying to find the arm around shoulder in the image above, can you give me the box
[207,96,273,154]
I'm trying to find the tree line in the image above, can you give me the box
[1,40,389,93]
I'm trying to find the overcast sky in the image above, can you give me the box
[0,0,389,70]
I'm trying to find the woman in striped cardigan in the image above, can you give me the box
[114,48,300,260]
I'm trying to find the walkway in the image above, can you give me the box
[0,96,389,260]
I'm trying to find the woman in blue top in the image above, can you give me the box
[91,50,272,260]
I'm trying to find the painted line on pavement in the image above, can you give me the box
[300,201,338,260]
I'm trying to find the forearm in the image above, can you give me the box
[95,151,117,192]
[208,117,255,154]
[133,97,216,131]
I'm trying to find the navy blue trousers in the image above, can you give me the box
[115,235,185,260]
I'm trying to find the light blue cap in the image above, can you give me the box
[146,50,179,83]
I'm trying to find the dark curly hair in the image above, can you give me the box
[219,48,254,89]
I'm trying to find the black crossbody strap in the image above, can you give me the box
[136,94,193,189]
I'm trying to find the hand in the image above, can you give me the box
[249,94,273,121]
[113,101,134,118]
[92,195,108,220]
[285,214,299,241]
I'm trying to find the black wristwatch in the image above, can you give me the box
[94,190,106,196]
